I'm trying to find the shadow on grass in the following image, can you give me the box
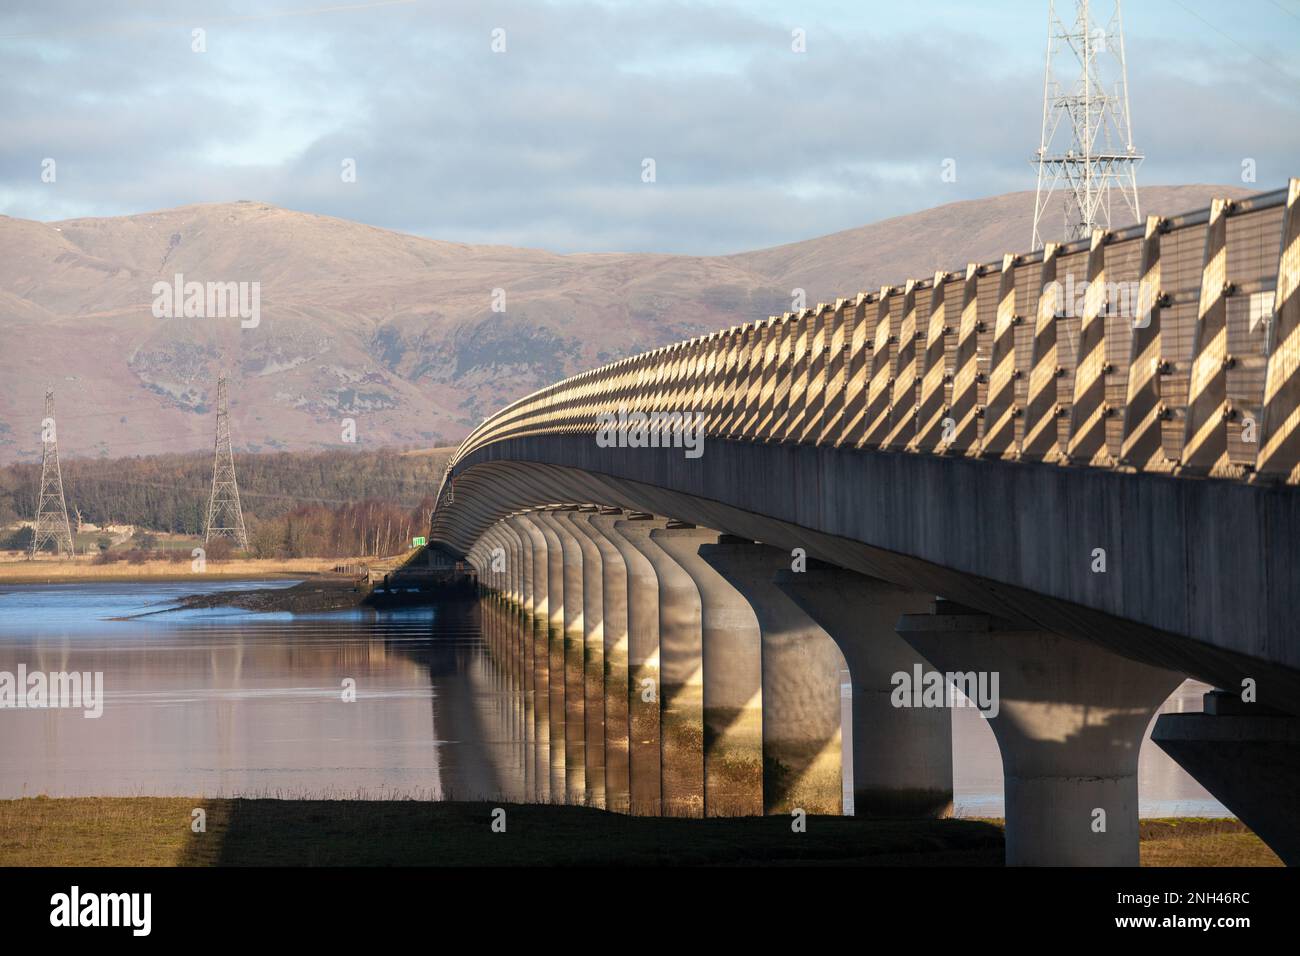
[179,800,1005,866]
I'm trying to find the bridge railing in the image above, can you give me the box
[440,180,1300,497]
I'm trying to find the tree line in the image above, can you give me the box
[0,447,451,558]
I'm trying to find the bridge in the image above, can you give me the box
[429,180,1300,866]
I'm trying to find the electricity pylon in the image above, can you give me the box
[30,388,75,558]
[1031,0,1142,249]
[203,375,249,551]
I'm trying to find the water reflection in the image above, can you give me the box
[0,582,1227,817]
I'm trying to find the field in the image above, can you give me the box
[0,798,1281,867]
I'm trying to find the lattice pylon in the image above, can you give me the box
[1031,0,1143,249]
[203,375,249,551]
[30,388,75,558]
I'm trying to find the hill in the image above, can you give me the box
[0,184,1255,463]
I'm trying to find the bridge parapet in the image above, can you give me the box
[438,180,1300,507]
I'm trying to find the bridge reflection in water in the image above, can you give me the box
[0,584,1223,827]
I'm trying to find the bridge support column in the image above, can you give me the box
[626,525,708,818]
[701,540,846,816]
[896,605,1184,866]
[777,563,953,817]
[610,516,667,815]
[536,512,586,804]
[1153,691,1300,865]
[479,529,508,661]
[483,525,522,757]
[496,522,529,751]
[559,511,607,809]
[529,513,569,801]
[500,524,527,697]
[499,521,531,798]
[587,514,632,813]
[651,529,764,817]
[511,514,551,803]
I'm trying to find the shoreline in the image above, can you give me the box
[0,558,364,586]
[133,575,371,615]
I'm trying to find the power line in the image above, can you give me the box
[1170,0,1300,78]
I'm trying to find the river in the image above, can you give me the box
[0,580,1227,816]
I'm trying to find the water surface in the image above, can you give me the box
[0,581,1226,816]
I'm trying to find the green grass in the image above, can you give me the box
[0,798,1281,867]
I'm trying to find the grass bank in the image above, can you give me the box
[0,798,1281,867]
[0,557,359,584]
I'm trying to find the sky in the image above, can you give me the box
[1,0,1298,254]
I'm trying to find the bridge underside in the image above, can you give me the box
[430,184,1300,865]
[436,437,1300,714]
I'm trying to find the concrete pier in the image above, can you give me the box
[498,522,530,764]
[528,514,567,800]
[897,605,1184,866]
[610,516,666,815]
[587,513,633,813]
[1153,691,1300,865]
[507,516,547,802]
[558,511,608,809]
[701,540,847,815]
[536,511,586,803]
[630,524,708,818]
[651,528,764,817]
[777,563,953,817]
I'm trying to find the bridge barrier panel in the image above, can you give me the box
[836,292,873,447]
[948,263,983,453]
[818,298,851,444]
[1022,243,1063,462]
[796,302,832,443]
[1181,197,1235,476]
[982,254,1021,457]
[859,288,895,449]
[1258,178,1300,482]
[1121,216,1171,471]
[914,269,952,452]
[886,279,921,448]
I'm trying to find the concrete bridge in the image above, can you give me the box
[430,181,1300,866]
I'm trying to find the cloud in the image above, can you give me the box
[1,0,1297,253]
